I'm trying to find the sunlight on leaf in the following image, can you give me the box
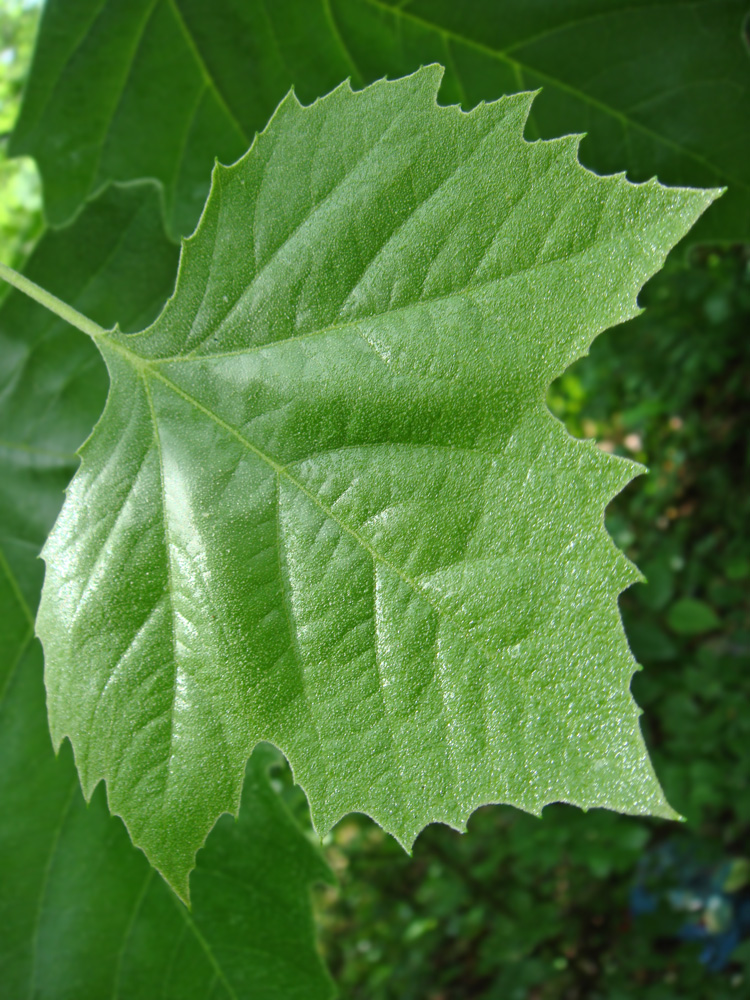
[35,68,720,897]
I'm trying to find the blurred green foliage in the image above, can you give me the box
[307,247,750,999]
[0,0,41,269]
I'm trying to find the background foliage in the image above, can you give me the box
[0,0,41,268]
[1,1,749,997]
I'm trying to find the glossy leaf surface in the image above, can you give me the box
[36,70,719,896]
[12,0,748,240]
[0,185,333,999]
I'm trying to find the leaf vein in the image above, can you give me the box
[28,779,78,1000]
[204,100,417,352]
[150,238,592,366]
[0,626,34,709]
[166,0,248,144]
[143,374,182,786]
[0,541,33,627]
[169,893,238,1000]
[274,473,327,777]
[110,867,155,1000]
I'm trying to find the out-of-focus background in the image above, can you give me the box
[0,0,41,270]
[2,2,748,997]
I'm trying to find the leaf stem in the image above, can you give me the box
[0,260,107,339]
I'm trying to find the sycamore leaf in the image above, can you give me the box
[33,68,720,898]
[0,184,333,999]
[11,0,748,241]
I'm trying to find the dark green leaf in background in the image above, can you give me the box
[9,0,357,238]
[35,69,718,897]
[667,597,722,636]
[12,0,749,241]
[0,183,333,1000]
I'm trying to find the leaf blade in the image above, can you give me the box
[37,70,719,893]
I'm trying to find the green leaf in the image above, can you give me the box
[34,68,719,898]
[726,556,750,581]
[635,558,674,612]
[9,0,358,238]
[666,598,722,636]
[0,185,333,999]
[12,0,748,241]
